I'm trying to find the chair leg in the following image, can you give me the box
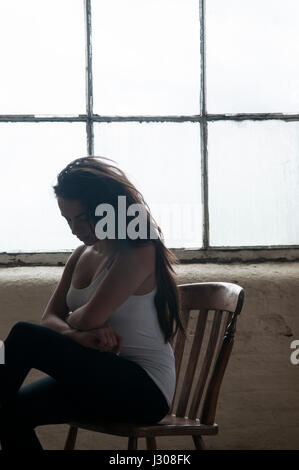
[64,425,78,450]
[146,437,157,450]
[128,437,138,450]
[192,435,206,450]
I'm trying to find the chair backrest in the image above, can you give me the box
[169,282,244,425]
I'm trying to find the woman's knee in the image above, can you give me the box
[7,321,42,346]
[11,321,49,337]
[11,321,36,333]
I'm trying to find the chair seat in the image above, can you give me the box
[67,415,219,438]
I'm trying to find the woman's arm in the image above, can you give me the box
[65,245,155,331]
[40,244,86,334]
[41,313,78,335]
[67,327,123,353]
[42,312,123,353]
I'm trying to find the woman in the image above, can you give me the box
[0,156,186,450]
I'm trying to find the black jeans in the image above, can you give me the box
[0,321,170,450]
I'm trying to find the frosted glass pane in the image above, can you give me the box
[0,123,87,252]
[0,0,85,114]
[206,0,299,113]
[92,0,200,115]
[94,122,202,248]
[208,121,299,246]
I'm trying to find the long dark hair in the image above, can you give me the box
[52,156,187,344]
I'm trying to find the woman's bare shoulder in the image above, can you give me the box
[67,244,87,268]
[121,242,156,272]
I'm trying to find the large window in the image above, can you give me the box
[0,0,298,255]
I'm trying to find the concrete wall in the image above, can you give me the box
[0,262,298,450]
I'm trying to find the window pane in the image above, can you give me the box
[94,122,202,248]
[208,121,299,246]
[0,0,85,114]
[0,123,87,252]
[92,0,200,115]
[206,0,299,113]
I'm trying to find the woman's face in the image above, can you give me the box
[57,197,97,245]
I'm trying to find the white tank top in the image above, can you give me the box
[66,267,176,408]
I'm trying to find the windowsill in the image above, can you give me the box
[1,247,299,266]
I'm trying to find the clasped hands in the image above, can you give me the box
[65,313,123,354]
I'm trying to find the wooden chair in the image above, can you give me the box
[64,282,244,450]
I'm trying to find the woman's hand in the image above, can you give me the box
[66,326,123,354]
[91,326,123,354]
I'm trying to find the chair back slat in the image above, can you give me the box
[188,309,222,420]
[176,309,208,417]
[168,309,187,412]
[170,282,244,423]
[169,309,190,415]
[172,309,189,379]
[200,312,238,424]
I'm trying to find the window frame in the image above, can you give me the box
[1,0,298,263]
